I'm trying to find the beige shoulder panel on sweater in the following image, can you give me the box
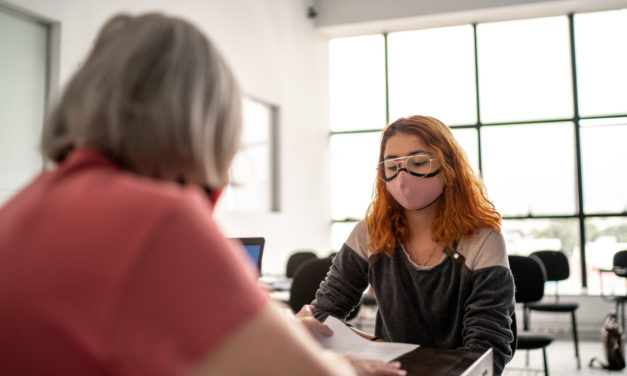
[459,227,509,271]
[345,221,507,271]
[345,220,371,261]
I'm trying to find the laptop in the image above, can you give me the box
[231,237,265,273]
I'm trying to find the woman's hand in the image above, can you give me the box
[295,305,333,338]
[346,357,407,376]
[295,305,406,375]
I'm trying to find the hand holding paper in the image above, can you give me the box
[317,316,419,363]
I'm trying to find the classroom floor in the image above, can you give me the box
[504,340,625,375]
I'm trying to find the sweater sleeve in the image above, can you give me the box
[311,243,370,322]
[463,266,516,375]
[461,229,516,376]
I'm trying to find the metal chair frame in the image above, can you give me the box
[526,250,581,369]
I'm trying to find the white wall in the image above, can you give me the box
[3,0,332,275]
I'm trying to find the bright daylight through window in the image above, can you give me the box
[329,8,627,295]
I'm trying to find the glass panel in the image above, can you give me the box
[332,221,360,253]
[585,217,627,296]
[387,25,476,125]
[481,122,576,216]
[331,132,381,220]
[477,16,573,123]
[575,9,627,117]
[503,218,581,294]
[0,8,47,204]
[450,128,479,175]
[217,98,273,212]
[580,118,627,213]
[329,35,387,132]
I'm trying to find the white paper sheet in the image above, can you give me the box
[317,316,419,363]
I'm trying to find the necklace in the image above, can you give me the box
[406,242,439,266]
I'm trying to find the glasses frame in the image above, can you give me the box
[377,154,439,182]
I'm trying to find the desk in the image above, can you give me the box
[396,347,493,376]
[265,284,493,375]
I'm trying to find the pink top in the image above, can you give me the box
[0,148,267,375]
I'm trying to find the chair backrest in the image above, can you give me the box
[613,250,627,277]
[285,251,317,278]
[289,256,333,313]
[530,250,569,282]
[508,255,547,304]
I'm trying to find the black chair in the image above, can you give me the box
[611,250,627,331]
[289,256,333,313]
[288,256,362,321]
[526,250,580,369]
[285,251,317,279]
[509,255,555,376]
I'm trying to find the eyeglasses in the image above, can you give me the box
[377,154,438,182]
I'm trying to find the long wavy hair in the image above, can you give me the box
[366,115,501,257]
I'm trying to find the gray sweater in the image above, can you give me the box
[312,221,516,375]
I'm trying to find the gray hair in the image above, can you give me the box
[42,13,241,188]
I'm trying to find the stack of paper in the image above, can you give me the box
[318,316,419,362]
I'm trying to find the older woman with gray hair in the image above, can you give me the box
[0,13,405,376]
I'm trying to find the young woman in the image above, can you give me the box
[0,13,404,376]
[309,115,516,375]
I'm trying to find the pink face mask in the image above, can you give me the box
[385,170,444,211]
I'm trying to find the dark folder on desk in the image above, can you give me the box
[231,237,265,273]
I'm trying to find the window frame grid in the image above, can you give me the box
[329,12,627,289]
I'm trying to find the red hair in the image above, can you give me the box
[366,115,501,257]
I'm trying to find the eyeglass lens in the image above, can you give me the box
[379,154,432,181]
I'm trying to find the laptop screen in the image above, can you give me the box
[231,237,265,273]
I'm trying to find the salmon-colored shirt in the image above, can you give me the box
[0,148,267,375]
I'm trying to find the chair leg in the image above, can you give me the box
[571,311,580,369]
[622,301,626,333]
[542,347,550,376]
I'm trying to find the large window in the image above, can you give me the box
[481,122,577,217]
[329,8,627,294]
[329,35,386,132]
[387,25,477,125]
[477,17,574,123]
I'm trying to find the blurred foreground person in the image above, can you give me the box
[0,12,404,376]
